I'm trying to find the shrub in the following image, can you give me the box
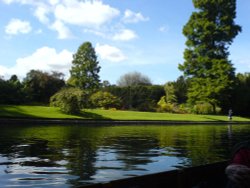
[90,91,121,109]
[157,96,175,113]
[50,87,86,114]
[192,102,216,114]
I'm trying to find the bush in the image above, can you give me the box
[90,91,121,109]
[50,87,86,114]
[157,96,176,113]
[191,102,219,114]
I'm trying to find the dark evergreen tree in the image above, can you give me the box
[0,75,24,104]
[69,42,101,91]
[232,73,250,116]
[23,70,65,103]
[173,76,189,104]
[179,0,241,113]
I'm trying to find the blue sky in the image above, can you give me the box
[0,0,249,85]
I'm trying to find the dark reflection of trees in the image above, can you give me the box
[1,124,250,187]
[0,125,99,187]
[64,138,98,187]
[178,125,250,167]
[104,136,159,170]
[0,137,61,173]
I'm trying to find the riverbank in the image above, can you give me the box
[1,105,250,125]
[1,117,250,125]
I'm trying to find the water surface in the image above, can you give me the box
[0,124,249,187]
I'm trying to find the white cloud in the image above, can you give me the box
[112,29,137,41]
[123,9,149,23]
[2,0,42,6]
[54,0,120,27]
[48,0,59,5]
[0,47,73,79]
[2,0,15,4]
[50,20,72,39]
[0,65,9,78]
[83,28,107,38]
[2,0,120,38]
[159,25,169,33]
[34,6,50,24]
[95,43,126,62]
[5,19,32,35]
[2,0,144,41]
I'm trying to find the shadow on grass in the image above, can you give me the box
[0,105,37,118]
[202,116,225,121]
[203,116,250,122]
[79,111,111,120]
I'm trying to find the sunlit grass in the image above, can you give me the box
[85,109,250,121]
[0,105,249,121]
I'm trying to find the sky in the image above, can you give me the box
[0,0,250,85]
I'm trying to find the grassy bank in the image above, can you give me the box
[0,105,250,121]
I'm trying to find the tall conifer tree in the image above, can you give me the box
[179,0,241,113]
[70,42,101,91]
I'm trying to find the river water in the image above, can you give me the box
[0,124,249,187]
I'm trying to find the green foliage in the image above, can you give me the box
[157,82,179,113]
[232,73,250,116]
[179,0,241,113]
[69,41,101,91]
[0,75,25,104]
[50,87,86,114]
[172,76,189,104]
[105,85,164,111]
[157,96,175,113]
[90,91,121,109]
[23,70,65,104]
[164,82,177,104]
[191,102,217,114]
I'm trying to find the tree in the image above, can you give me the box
[232,73,250,116]
[157,82,177,113]
[105,85,164,111]
[172,76,189,104]
[117,71,152,87]
[0,75,25,104]
[179,0,241,113]
[164,82,177,104]
[23,70,65,103]
[50,87,86,114]
[69,42,101,91]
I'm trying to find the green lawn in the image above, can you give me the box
[0,105,249,121]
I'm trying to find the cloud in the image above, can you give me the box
[48,0,59,5]
[3,0,120,38]
[34,6,50,24]
[112,29,137,41]
[2,0,143,41]
[123,9,149,23]
[0,47,73,79]
[83,28,107,38]
[5,19,32,35]
[54,0,120,27]
[2,0,15,4]
[95,43,126,62]
[159,25,169,33]
[50,20,72,39]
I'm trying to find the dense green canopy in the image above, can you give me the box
[69,42,101,91]
[179,0,241,112]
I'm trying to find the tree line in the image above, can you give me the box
[1,0,249,116]
[1,66,250,116]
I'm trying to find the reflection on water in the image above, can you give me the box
[0,124,250,187]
